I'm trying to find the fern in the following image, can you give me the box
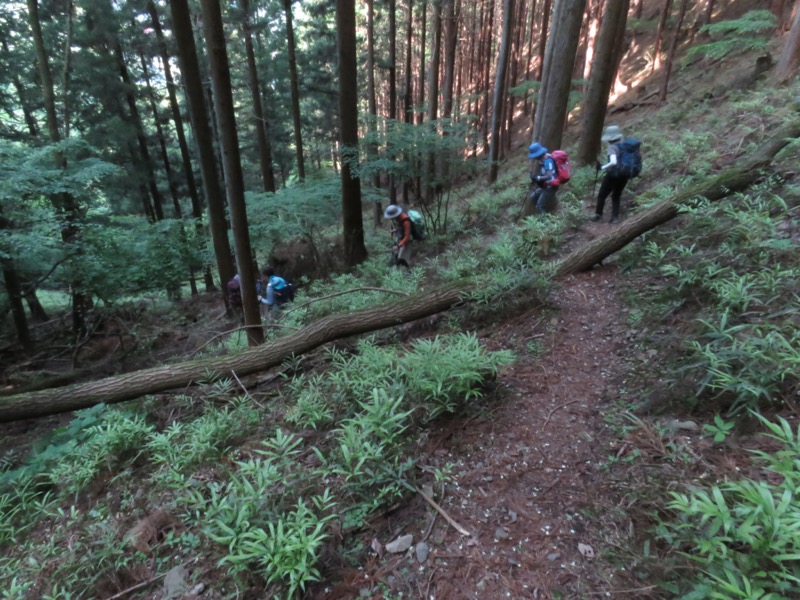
[686,10,777,61]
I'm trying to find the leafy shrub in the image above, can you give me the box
[658,416,800,598]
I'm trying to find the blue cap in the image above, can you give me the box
[528,142,547,159]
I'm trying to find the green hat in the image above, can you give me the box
[601,125,623,142]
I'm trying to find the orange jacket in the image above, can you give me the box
[396,214,411,247]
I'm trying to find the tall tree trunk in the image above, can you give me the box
[581,0,602,83]
[140,50,182,218]
[659,0,689,101]
[115,40,165,221]
[0,213,32,352]
[652,0,673,73]
[388,0,398,204]
[776,1,800,81]
[366,0,382,227]
[480,0,496,154]
[169,0,235,296]
[504,0,524,151]
[416,1,427,126]
[200,0,263,345]
[530,0,551,128]
[26,0,90,340]
[577,0,630,164]
[241,0,277,193]
[147,0,211,291]
[336,0,368,267]
[283,0,306,180]
[403,0,414,205]
[426,0,443,206]
[489,0,515,183]
[442,0,459,120]
[533,0,587,150]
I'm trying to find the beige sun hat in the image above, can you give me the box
[601,125,624,142]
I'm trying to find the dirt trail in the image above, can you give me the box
[348,263,644,599]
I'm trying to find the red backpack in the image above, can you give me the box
[551,150,572,186]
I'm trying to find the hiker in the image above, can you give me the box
[256,267,293,315]
[591,125,638,224]
[227,274,242,309]
[384,204,413,267]
[528,142,558,214]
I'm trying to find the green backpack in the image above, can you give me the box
[407,210,427,241]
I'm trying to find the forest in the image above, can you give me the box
[1,0,800,596]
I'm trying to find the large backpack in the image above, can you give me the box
[614,138,643,178]
[407,210,427,241]
[550,150,572,185]
[227,276,242,307]
[274,282,295,305]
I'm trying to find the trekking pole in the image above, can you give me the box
[592,164,600,199]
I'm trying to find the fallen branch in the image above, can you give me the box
[103,572,166,600]
[543,400,579,428]
[415,485,472,537]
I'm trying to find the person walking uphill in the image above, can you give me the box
[256,267,294,317]
[528,143,559,214]
[591,125,642,224]
[384,204,413,267]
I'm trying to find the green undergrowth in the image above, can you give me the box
[0,333,512,597]
[614,173,800,596]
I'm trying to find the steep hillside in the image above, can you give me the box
[1,3,798,599]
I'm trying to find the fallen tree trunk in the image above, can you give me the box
[556,120,800,276]
[0,284,465,422]
[3,122,798,423]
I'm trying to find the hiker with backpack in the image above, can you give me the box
[527,142,560,214]
[384,204,423,267]
[256,267,294,316]
[590,125,642,224]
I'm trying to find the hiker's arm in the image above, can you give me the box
[398,219,411,246]
[600,149,618,171]
[258,284,275,305]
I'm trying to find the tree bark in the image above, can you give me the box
[651,0,673,73]
[283,0,306,180]
[200,0,263,345]
[148,0,212,291]
[659,0,689,101]
[115,40,165,221]
[577,0,631,164]
[533,0,588,150]
[26,0,91,340]
[337,0,369,267]
[557,120,800,276]
[776,1,800,81]
[241,0,277,193]
[170,0,235,295]
[0,285,465,422]
[488,0,515,183]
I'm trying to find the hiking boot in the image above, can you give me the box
[609,215,620,224]
[589,214,602,222]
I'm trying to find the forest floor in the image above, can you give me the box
[308,215,678,600]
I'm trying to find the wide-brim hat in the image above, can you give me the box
[383,204,402,219]
[601,125,623,142]
[528,142,547,159]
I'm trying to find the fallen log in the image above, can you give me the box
[556,119,800,276]
[0,284,465,423]
[2,122,798,423]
